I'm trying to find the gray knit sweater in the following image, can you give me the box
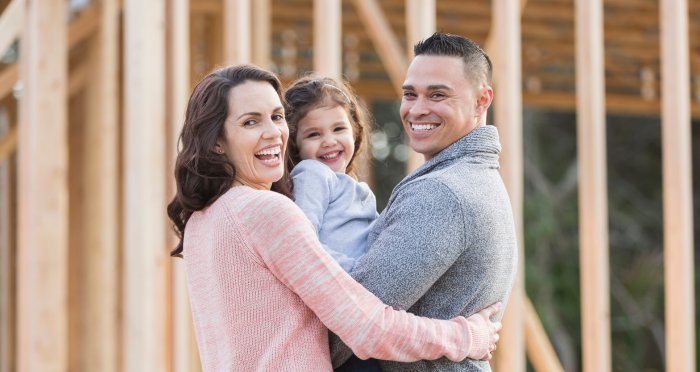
[330,125,518,371]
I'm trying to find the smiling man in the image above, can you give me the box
[331,33,518,371]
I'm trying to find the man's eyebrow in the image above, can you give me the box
[427,84,452,91]
[401,84,414,91]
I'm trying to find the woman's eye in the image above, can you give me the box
[243,119,256,126]
[272,114,284,121]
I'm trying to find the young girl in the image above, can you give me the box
[284,76,376,273]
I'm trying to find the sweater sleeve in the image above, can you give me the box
[291,160,357,271]
[240,190,476,362]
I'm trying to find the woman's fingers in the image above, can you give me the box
[480,302,502,318]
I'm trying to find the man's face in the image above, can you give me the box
[399,55,490,160]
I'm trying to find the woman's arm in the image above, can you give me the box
[242,191,499,362]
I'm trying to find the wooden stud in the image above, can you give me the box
[76,0,120,370]
[575,0,611,371]
[0,126,16,161]
[0,64,18,101]
[660,1,696,371]
[492,0,525,371]
[404,0,434,173]
[223,0,251,64]
[314,0,341,78]
[17,1,69,371]
[123,0,169,370]
[252,0,271,69]
[0,112,15,372]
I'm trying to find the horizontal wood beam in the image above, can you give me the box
[67,4,99,48]
[0,125,17,162]
[0,64,18,100]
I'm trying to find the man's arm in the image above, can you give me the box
[330,179,468,365]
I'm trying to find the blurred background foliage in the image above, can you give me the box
[368,101,698,372]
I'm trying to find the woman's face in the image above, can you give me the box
[217,80,289,190]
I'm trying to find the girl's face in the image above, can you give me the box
[217,80,289,190]
[295,105,355,173]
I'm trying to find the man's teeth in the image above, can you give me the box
[320,152,340,160]
[412,123,438,131]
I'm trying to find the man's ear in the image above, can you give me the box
[475,86,494,117]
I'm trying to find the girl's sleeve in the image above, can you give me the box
[291,160,356,271]
[243,191,477,362]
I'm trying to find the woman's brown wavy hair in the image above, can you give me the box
[167,65,292,257]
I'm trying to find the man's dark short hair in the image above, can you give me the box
[413,32,492,86]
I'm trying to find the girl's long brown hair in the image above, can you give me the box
[167,65,291,257]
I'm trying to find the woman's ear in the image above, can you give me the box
[213,143,224,155]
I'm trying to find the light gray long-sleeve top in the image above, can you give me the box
[330,125,519,371]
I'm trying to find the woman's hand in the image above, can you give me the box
[464,302,502,361]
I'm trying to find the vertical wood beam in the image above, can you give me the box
[660,1,695,371]
[314,0,341,78]
[575,0,611,371]
[166,0,199,371]
[123,0,169,370]
[0,0,23,58]
[81,0,119,370]
[252,0,270,69]
[404,0,434,172]
[17,1,68,371]
[492,0,525,371]
[223,0,251,64]
[0,110,15,372]
[351,0,407,95]
[524,297,564,372]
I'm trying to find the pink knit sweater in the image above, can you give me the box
[183,186,483,371]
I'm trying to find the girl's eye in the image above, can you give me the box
[307,132,320,138]
[334,126,347,132]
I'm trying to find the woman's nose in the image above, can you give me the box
[261,120,282,138]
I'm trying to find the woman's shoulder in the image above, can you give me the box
[220,186,300,217]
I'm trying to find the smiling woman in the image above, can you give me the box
[166,64,501,371]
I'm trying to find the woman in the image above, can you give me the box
[167,65,501,371]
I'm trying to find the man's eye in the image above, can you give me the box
[403,91,416,98]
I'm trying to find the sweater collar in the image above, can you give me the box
[403,125,502,182]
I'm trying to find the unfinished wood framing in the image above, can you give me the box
[660,1,696,371]
[575,0,611,371]
[77,0,119,370]
[252,0,271,69]
[0,111,15,372]
[524,297,564,372]
[123,0,169,370]
[17,1,68,371]
[491,0,525,371]
[314,0,341,78]
[405,0,434,172]
[351,0,407,95]
[166,0,200,370]
[223,0,251,65]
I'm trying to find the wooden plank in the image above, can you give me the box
[0,125,15,161]
[0,0,22,59]
[313,0,341,78]
[0,112,15,372]
[252,0,270,68]
[350,0,407,95]
[524,296,564,372]
[166,0,200,370]
[575,0,611,371]
[78,0,120,370]
[660,1,696,372]
[491,0,525,371]
[17,1,68,371]
[404,0,434,173]
[123,0,169,370]
[67,4,98,48]
[223,0,251,64]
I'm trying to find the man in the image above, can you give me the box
[331,32,518,371]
